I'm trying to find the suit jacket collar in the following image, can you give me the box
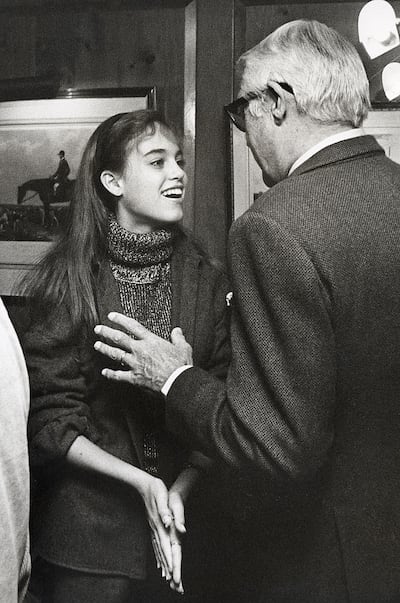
[95,260,123,329]
[289,135,385,178]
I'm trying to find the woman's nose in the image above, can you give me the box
[168,160,185,180]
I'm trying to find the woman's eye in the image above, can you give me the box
[151,159,164,167]
[177,158,186,168]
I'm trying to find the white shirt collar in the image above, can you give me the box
[288,128,365,176]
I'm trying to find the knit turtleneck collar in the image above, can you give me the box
[108,214,174,267]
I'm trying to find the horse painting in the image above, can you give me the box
[17,178,75,225]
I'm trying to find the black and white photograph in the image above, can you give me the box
[1,2,400,603]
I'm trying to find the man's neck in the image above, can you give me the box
[288,124,364,176]
[296,123,354,155]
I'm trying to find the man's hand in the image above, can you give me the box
[93,312,193,392]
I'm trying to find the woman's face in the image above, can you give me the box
[113,124,187,233]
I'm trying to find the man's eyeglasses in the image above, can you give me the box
[224,82,294,132]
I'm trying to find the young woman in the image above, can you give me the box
[21,110,230,603]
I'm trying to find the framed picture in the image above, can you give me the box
[230,109,400,221]
[357,0,400,107]
[0,87,156,295]
[360,46,400,108]
[362,108,400,158]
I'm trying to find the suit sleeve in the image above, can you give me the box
[23,307,97,470]
[166,212,336,483]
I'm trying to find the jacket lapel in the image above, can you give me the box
[171,237,201,348]
[95,260,147,465]
[95,260,123,327]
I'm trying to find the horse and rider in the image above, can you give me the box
[17,151,75,226]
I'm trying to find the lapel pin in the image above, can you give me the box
[226,291,233,307]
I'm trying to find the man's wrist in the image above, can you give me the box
[161,365,193,396]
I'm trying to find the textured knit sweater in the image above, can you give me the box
[108,215,174,475]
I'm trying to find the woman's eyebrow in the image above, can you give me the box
[143,148,167,156]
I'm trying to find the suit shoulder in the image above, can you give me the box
[232,178,306,233]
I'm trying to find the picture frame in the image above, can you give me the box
[361,46,400,108]
[356,1,400,108]
[362,107,400,158]
[0,86,156,295]
[230,108,400,222]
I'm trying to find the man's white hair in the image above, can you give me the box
[239,20,370,128]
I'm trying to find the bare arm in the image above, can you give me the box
[167,451,212,529]
[67,435,165,502]
[67,435,181,586]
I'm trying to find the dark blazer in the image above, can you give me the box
[24,233,230,579]
[166,136,400,602]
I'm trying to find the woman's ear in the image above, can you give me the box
[100,170,123,197]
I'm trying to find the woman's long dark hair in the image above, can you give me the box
[21,109,178,333]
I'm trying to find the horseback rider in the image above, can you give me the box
[50,150,70,199]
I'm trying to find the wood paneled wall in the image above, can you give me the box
[0,4,185,129]
[0,0,393,267]
[245,2,400,50]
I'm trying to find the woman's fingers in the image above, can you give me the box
[170,579,184,595]
[151,531,171,580]
[151,535,162,571]
[170,533,183,593]
[157,523,174,574]
[149,480,174,573]
[167,492,185,591]
[153,516,184,593]
[150,519,173,575]
[169,492,186,534]
[156,495,173,529]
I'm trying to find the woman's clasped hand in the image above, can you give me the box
[138,472,185,594]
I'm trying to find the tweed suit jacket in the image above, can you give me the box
[166,135,400,602]
[23,233,230,579]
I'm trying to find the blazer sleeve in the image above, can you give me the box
[23,306,97,470]
[166,212,336,483]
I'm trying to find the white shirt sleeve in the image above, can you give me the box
[161,365,193,396]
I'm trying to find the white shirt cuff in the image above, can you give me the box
[161,365,193,396]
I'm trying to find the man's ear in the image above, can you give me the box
[267,80,287,124]
[100,170,123,197]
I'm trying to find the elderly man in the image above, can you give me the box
[95,20,400,602]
